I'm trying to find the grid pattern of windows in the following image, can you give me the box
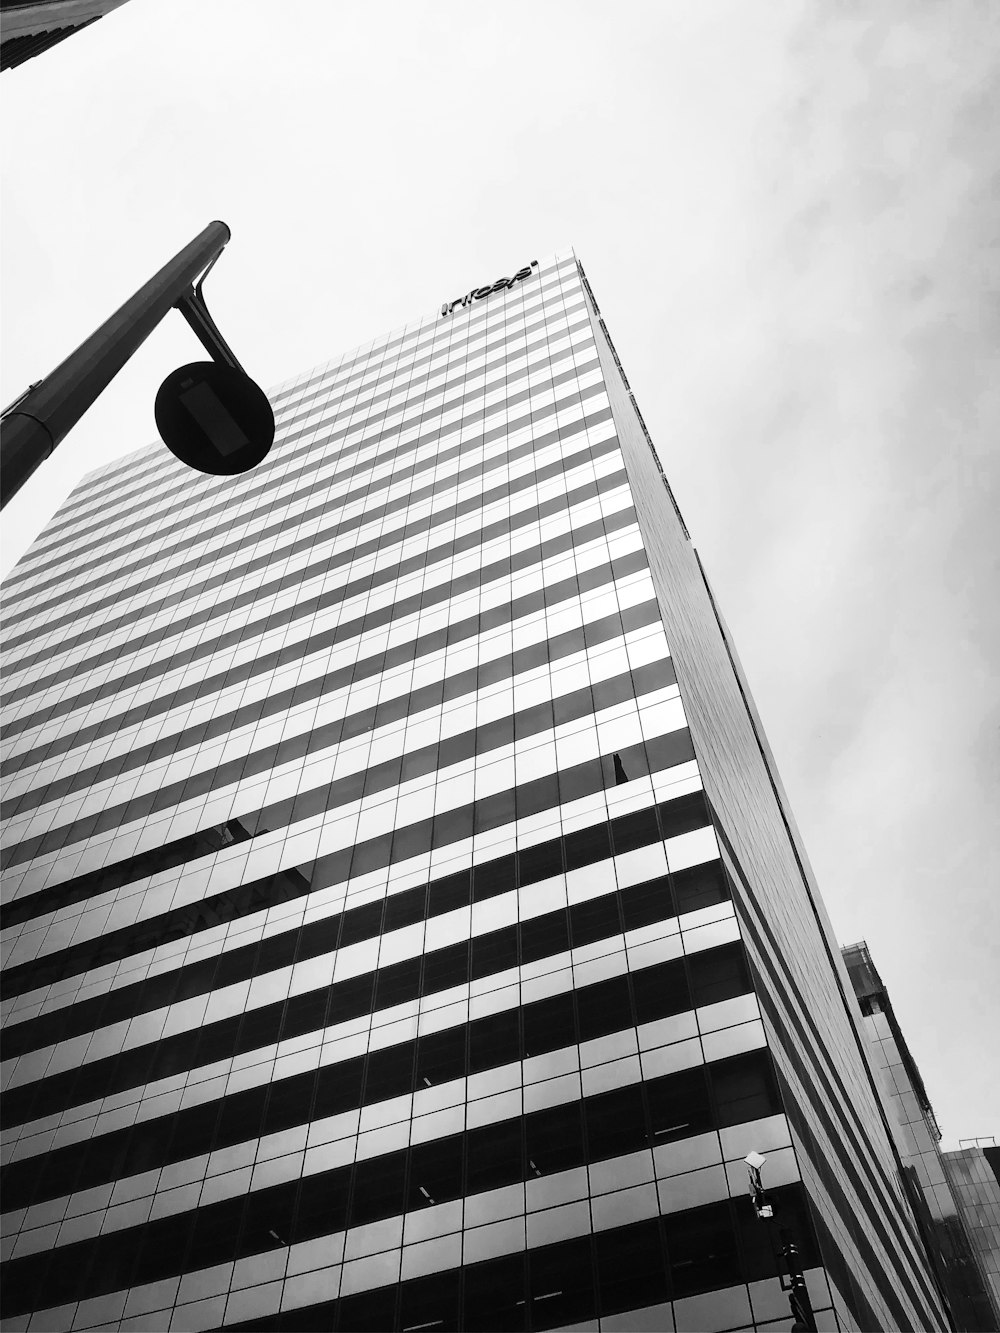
[577,264,951,1332]
[0,254,841,1332]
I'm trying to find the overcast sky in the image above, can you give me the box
[2,0,997,1147]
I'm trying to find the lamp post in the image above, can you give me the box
[0,221,274,510]
[745,1151,818,1333]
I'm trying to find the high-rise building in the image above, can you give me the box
[942,1144,1000,1322]
[0,0,130,72]
[843,940,1000,1331]
[0,252,950,1332]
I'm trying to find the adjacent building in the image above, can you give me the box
[0,252,951,1331]
[0,0,130,71]
[943,1143,1000,1323]
[843,940,1000,1330]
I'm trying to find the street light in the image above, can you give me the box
[0,221,274,509]
[743,1152,817,1333]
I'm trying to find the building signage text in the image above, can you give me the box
[441,260,538,317]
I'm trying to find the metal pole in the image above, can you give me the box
[780,1235,817,1332]
[0,220,231,508]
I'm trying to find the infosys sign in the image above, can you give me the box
[441,260,538,317]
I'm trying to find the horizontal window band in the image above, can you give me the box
[1,409,618,747]
[1,537,651,878]
[2,547,648,830]
[8,663,669,923]
[10,920,744,1225]
[1,384,607,714]
[5,446,626,788]
[42,258,581,527]
[715,825,945,1325]
[5,1032,766,1288]
[4,293,589,619]
[3,340,598,672]
[3,344,599,674]
[0,1037,782,1319]
[2,474,635,826]
[11,263,582,569]
[265,260,580,409]
[2,648,674,947]
[2,787,706,1059]
[3,783,714,1119]
[2,561,650,907]
[2,448,631,784]
[0,745,687,1010]
[4,851,728,1177]
[1,308,592,635]
[3,370,607,708]
[4,560,652,915]
[269,309,589,453]
[2,594,652,888]
[6,318,596,636]
[260,264,582,431]
[3,715,690,1002]
[268,311,582,440]
[0,750,698,1131]
[1,916,740,1213]
[221,1188,816,1333]
[4,641,665,955]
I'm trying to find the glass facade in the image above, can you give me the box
[844,941,1000,1330]
[0,253,946,1331]
[942,1146,1000,1326]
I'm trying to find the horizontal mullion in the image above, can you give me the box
[0,397,614,740]
[4,647,671,914]
[3,527,643,899]
[1,894,738,1211]
[3,284,587,614]
[0,497,639,869]
[2,427,618,767]
[223,1194,811,1333]
[259,258,579,423]
[0,737,703,1132]
[4,568,652,868]
[8,842,726,1102]
[265,259,580,415]
[0,348,601,685]
[0,857,722,1130]
[0,1035,781,1321]
[1,522,641,826]
[7,332,600,668]
[0,524,641,849]
[10,318,594,628]
[1,753,686,1039]
[1,359,603,701]
[0,671,682,975]
[0,484,631,811]
[270,297,577,436]
[0,301,591,634]
[2,787,713,1161]
[12,260,579,557]
[1,637,671,961]
[37,256,579,527]
[0,607,666,1007]
[1,983,750,1232]
[0,409,610,736]
[2,784,706,1068]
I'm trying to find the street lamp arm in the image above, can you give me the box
[175,248,245,374]
[0,220,233,509]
